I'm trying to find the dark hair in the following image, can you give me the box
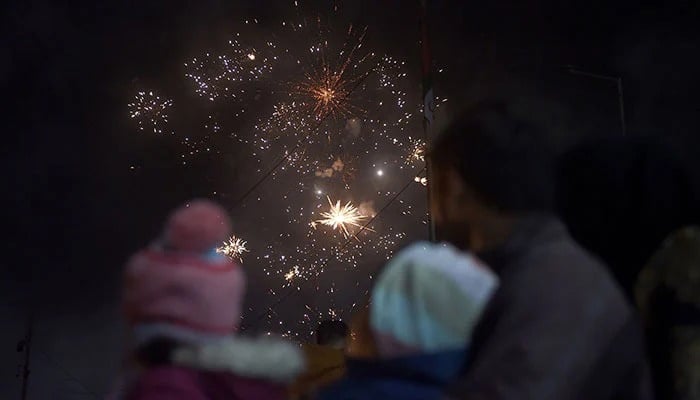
[316,320,349,346]
[430,101,555,212]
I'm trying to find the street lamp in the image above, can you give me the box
[567,66,627,136]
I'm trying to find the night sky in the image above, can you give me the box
[4,0,700,397]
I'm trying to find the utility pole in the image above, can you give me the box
[418,0,437,242]
[16,313,33,400]
[567,67,627,136]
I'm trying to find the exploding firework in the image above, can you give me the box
[217,235,249,261]
[292,25,372,121]
[405,138,426,165]
[128,91,173,134]
[315,196,370,238]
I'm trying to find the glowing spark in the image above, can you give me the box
[414,176,428,186]
[216,235,249,261]
[248,53,256,60]
[376,169,384,176]
[316,196,369,238]
[285,266,301,282]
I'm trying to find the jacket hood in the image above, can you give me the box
[172,335,305,383]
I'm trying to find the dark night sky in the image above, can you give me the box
[3,0,700,397]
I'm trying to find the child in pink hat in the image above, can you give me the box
[112,199,304,400]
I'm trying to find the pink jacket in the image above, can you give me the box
[122,335,306,400]
[126,367,288,400]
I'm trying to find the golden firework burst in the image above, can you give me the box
[315,196,369,238]
[216,235,249,262]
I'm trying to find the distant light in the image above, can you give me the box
[377,169,384,176]
[316,190,322,195]
[247,53,256,60]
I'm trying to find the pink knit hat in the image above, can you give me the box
[123,199,245,336]
[164,199,232,252]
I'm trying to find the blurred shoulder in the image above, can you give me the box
[503,217,631,318]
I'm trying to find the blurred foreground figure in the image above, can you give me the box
[289,320,349,399]
[431,102,652,400]
[636,227,700,400]
[317,241,498,400]
[114,199,304,400]
[556,137,698,301]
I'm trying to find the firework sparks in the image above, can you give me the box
[315,196,370,238]
[293,25,372,121]
[217,235,249,261]
[296,68,354,120]
[128,91,173,134]
[128,5,425,338]
[414,176,428,186]
[184,36,275,101]
[285,266,301,282]
[406,138,426,164]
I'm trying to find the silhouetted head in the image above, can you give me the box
[430,101,555,251]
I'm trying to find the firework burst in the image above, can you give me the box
[315,196,371,238]
[128,91,173,134]
[291,23,373,122]
[217,235,249,262]
[405,138,426,165]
